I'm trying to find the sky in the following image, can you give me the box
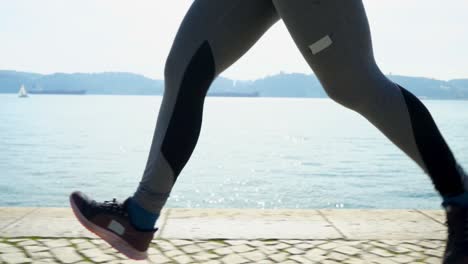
[1,0,467,81]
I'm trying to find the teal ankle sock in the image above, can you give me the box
[443,192,468,208]
[127,198,159,231]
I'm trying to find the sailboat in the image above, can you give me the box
[18,85,28,98]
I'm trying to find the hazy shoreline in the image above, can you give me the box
[2,70,468,100]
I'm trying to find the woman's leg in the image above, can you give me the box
[272,0,466,198]
[133,0,280,216]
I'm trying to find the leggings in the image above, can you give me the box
[133,0,467,213]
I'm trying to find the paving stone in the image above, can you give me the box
[28,250,53,260]
[390,255,415,263]
[43,239,70,248]
[155,241,176,251]
[230,244,254,253]
[6,239,27,243]
[76,240,97,250]
[318,242,340,250]
[400,243,423,251]
[370,241,390,248]
[387,246,412,254]
[200,241,225,250]
[0,237,450,263]
[16,240,38,247]
[90,239,107,246]
[326,252,349,262]
[220,254,249,264]
[70,238,87,244]
[344,258,367,264]
[358,252,381,261]
[256,260,274,264]
[305,248,327,257]
[164,249,184,257]
[180,244,202,254]
[225,240,247,246]
[147,254,172,263]
[289,254,311,263]
[258,247,276,255]
[282,239,302,245]
[204,260,222,264]
[424,249,443,257]
[0,244,21,253]
[379,240,402,246]
[369,258,398,264]
[369,248,395,257]
[34,259,59,264]
[0,252,32,264]
[426,257,443,264]
[240,251,266,261]
[272,242,289,250]
[321,260,341,264]
[334,245,360,256]
[419,240,441,249]
[23,245,48,254]
[147,247,160,255]
[192,252,219,261]
[80,248,115,262]
[171,239,193,246]
[305,240,327,246]
[50,247,82,263]
[214,247,235,255]
[172,254,194,264]
[285,247,304,255]
[269,252,288,262]
[246,240,265,247]
[407,251,425,259]
[295,242,315,250]
[102,246,118,255]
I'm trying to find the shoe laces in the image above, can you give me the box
[94,198,128,216]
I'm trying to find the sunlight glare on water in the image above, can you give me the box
[1,94,468,209]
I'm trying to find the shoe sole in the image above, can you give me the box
[69,193,148,260]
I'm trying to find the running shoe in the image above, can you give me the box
[443,204,468,264]
[69,191,157,260]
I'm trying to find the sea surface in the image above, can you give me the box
[1,94,468,209]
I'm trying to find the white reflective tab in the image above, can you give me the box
[309,35,333,55]
[108,220,125,235]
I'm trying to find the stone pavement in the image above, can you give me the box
[0,208,447,263]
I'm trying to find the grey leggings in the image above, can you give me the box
[133,0,467,213]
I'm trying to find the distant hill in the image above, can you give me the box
[1,70,468,99]
[0,71,163,95]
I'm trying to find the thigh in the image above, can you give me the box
[166,0,280,77]
[272,0,376,88]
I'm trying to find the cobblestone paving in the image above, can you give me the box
[0,238,445,263]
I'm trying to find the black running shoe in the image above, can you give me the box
[69,191,157,260]
[443,204,468,264]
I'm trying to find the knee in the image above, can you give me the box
[318,64,390,112]
[321,77,367,111]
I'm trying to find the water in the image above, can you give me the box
[1,94,468,209]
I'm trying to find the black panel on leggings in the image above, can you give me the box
[399,86,464,196]
[161,41,216,180]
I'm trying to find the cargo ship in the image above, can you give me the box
[28,89,86,95]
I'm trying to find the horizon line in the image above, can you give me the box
[1,69,467,82]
